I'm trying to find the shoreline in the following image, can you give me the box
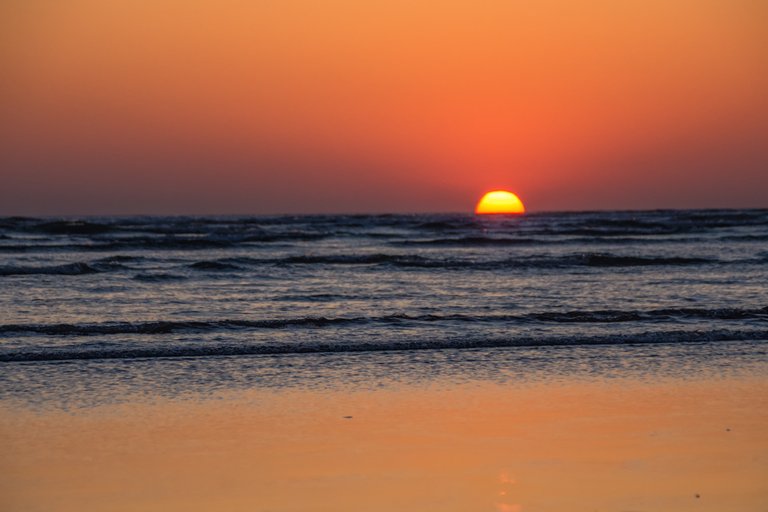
[2,338,766,410]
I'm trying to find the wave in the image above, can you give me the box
[0,262,103,276]
[393,236,544,247]
[0,317,367,336]
[93,255,145,263]
[188,260,244,271]
[407,211,768,237]
[0,252,730,278]
[565,254,712,267]
[0,240,225,253]
[33,220,116,235]
[719,234,768,242]
[282,254,444,266]
[213,253,718,269]
[272,293,357,302]
[0,256,138,276]
[529,307,768,322]
[2,328,767,362]
[415,219,480,231]
[133,273,187,282]
[183,255,441,270]
[2,307,765,337]
[0,234,330,253]
[243,253,717,269]
[394,236,719,247]
[674,210,768,227]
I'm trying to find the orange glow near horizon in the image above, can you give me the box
[475,191,526,215]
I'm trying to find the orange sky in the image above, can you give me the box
[1,0,766,214]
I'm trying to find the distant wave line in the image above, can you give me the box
[4,252,761,276]
[1,307,766,336]
[2,328,767,362]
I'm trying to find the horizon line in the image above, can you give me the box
[2,206,767,219]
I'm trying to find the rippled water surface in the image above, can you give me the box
[1,209,767,404]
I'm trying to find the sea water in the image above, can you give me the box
[1,210,767,406]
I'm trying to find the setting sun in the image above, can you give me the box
[475,191,526,215]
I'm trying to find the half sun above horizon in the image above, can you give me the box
[475,190,526,215]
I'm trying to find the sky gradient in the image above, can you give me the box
[1,0,767,215]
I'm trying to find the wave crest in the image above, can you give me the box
[2,307,765,336]
[1,328,766,362]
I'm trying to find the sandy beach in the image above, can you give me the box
[3,368,766,512]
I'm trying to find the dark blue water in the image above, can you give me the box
[1,209,767,405]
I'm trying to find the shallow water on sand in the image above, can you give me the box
[2,370,767,512]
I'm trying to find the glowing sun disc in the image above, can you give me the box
[475,190,526,214]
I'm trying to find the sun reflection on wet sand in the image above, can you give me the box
[1,376,767,511]
[495,470,521,511]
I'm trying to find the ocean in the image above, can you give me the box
[2,209,767,406]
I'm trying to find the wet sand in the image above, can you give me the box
[2,372,766,512]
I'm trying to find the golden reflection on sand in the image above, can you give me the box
[2,376,767,511]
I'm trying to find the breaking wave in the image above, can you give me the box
[0,252,740,278]
[2,307,765,337]
[1,328,766,362]
[0,262,103,276]
[172,253,722,269]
